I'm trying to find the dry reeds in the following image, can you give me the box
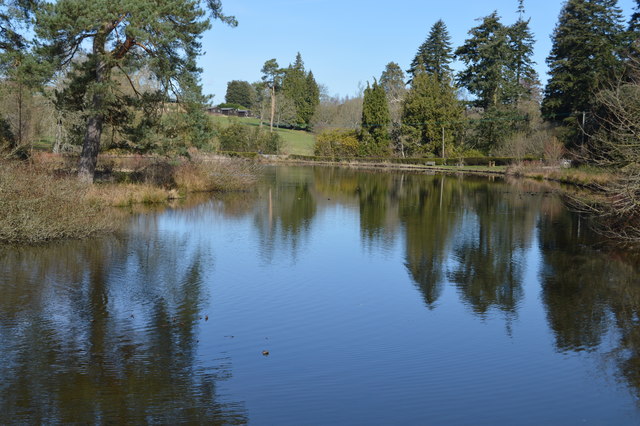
[173,159,260,193]
[0,161,116,244]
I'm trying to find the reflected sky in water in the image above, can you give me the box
[2,165,640,424]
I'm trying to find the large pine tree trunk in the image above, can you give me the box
[78,53,108,183]
[78,112,104,183]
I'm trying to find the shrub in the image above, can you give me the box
[218,122,281,154]
[314,128,360,157]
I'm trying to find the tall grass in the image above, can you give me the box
[174,159,260,193]
[0,161,116,244]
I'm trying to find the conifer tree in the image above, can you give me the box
[627,0,640,59]
[401,71,462,157]
[282,52,319,129]
[36,0,236,182]
[0,0,35,58]
[360,79,390,156]
[507,0,537,103]
[261,58,283,133]
[0,0,41,151]
[455,12,511,109]
[408,20,453,84]
[542,0,624,125]
[630,0,640,32]
[304,71,320,128]
[379,62,406,125]
[282,52,306,127]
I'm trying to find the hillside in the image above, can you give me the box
[210,115,315,156]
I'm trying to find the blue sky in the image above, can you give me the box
[198,0,638,103]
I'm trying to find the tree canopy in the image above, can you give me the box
[35,0,236,181]
[224,80,255,109]
[408,20,453,84]
[542,0,625,120]
[360,79,390,156]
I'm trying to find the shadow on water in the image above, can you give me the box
[0,229,247,424]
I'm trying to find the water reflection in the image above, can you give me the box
[538,204,640,397]
[0,231,247,424]
[448,179,537,317]
[399,175,462,308]
[4,166,640,422]
[259,167,640,401]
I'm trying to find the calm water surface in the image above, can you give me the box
[2,166,640,424]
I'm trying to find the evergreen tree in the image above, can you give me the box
[408,20,453,84]
[303,70,320,128]
[261,58,283,132]
[0,0,35,58]
[379,62,406,154]
[360,79,390,156]
[631,0,640,33]
[36,0,236,182]
[542,0,625,126]
[1,1,54,151]
[627,0,640,61]
[456,11,511,109]
[401,71,462,157]
[224,80,255,109]
[281,52,319,129]
[282,52,306,127]
[507,0,537,103]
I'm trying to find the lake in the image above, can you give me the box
[2,165,640,424]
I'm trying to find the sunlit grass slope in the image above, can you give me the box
[210,115,315,156]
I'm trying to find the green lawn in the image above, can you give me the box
[210,115,315,156]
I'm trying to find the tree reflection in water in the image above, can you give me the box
[538,201,640,398]
[4,166,640,420]
[0,228,247,424]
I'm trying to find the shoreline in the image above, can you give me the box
[261,156,609,190]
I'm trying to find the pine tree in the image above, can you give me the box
[542,0,625,124]
[0,0,35,57]
[261,58,283,132]
[507,0,537,103]
[0,0,43,151]
[456,11,511,109]
[360,80,390,156]
[401,71,462,157]
[36,0,236,182]
[408,20,453,84]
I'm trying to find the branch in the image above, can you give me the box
[116,63,141,98]
[112,36,134,60]
[134,41,153,55]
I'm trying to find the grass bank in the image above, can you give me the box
[0,161,116,244]
[87,157,261,207]
[210,115,315,156]
[506,163,615,189]
[1,156,261,244]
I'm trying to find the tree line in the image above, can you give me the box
[3,0,640,185]
[222,52,320,132]
[316,0,640,165]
